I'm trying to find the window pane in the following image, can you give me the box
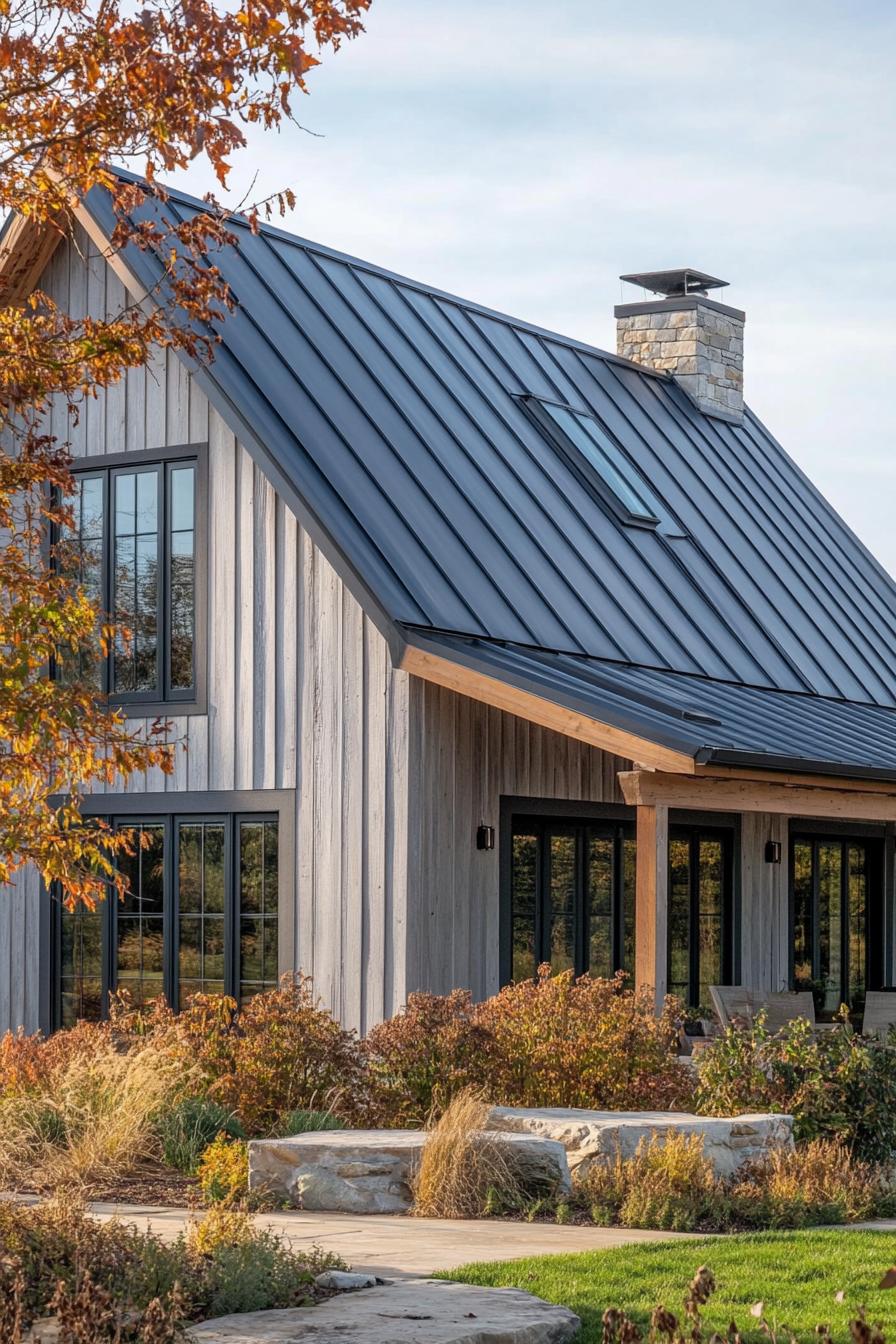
[817,842,843,1016]
[848,844,867,1016]
[511,831,538,981]
[239,819,278,1000]
[697,839,723,1010]
[60,897,104,1024]
[113,469,160,694]
[548,831,576,974]
[792,841,813,995]
[113,823,166,1008]
[168,465,195,692]
[587,834,613,979]
[668,838,691,1002]
[178,821,227,1001]
[56,475,105,690]
[542,404,657,519]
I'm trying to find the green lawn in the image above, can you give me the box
[440,1231,896,1343]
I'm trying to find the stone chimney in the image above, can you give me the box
[615,268,745,423]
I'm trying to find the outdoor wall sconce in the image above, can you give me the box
[476,825,495,851]
[764,840,782,863]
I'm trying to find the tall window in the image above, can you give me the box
[56,449,203,705]
[57,812,279,1026]
[508,814,635,982]
[667,826,733,1009]
[791,834,882,1018]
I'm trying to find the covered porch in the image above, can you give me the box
[621,766,895,1015]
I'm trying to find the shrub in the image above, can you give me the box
[365,989,490,1126]
[156,1096,244,1174]
[277,1108,345,1137]
[728,1138,895,1228]
[475,967,693,1112]
[574,1132,725,1232]
[0,1199,344,1338]
[197,1133,249,1206]
[696,1014,896,1162]
[412,1087,530,1219]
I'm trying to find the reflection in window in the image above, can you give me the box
[115,823,166,1008]
[169,466,195,691]
[792,835,873,1017]
[56,812,279,1025]
[239,819,279,999]
[57,456,198,701]
[178,821,226,1005]
[56,473,105,688]
[666,828,732,1009]
[509,817,634,983]
[59,899,104,1026]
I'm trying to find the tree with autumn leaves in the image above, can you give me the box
[0,0,369,907]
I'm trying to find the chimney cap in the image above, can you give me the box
[620,267,728,299]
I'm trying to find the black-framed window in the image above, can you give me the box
[56,812,279,1027]
[55,445,206,709]
[507,812,636,982]
[790,832,883,1018]
[521,395,686,537]
[667,825,734,1009]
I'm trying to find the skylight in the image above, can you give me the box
[523,397,685,537]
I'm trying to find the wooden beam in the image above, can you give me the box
[635,803,668,1010]
[620,769,896,821]
[400,644,697,773]
[0,214,66,306]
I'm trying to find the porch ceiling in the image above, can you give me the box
[402,628,896,785]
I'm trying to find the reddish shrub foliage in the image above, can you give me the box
[366,967,692,1122]
[365,990,491,1125]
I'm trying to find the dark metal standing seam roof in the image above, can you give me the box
[80,178,896,779]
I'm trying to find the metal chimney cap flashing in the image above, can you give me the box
[620,268,729,298]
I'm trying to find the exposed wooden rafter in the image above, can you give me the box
[0,213,66,305]
[400,643,697,773]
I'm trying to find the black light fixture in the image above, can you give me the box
[764,840,782,864]
[476,824,495,851]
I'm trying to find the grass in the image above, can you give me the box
[441,1230,896,1343]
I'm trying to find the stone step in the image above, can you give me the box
[487,1106,794,1178]
[188,1278,581,1342]
[248,1128,571,1214]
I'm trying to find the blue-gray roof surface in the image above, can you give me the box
[81,179,896,775]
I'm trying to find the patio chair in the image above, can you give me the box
[861,990,896,1039]
[709,985,817,1034]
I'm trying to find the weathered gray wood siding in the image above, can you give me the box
[0,225,409,1036]
[739,812,789,990]
[405,678,634,1000]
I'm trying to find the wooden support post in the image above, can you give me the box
[635,803,668,1012]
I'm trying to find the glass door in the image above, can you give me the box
[791,835,882,1017]
[667,826,733,1009]
[509,815,635,982]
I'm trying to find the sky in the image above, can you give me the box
[173,0,896,572]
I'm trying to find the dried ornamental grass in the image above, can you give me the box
[412,1087,525,1220]
[0,1038,194,1190]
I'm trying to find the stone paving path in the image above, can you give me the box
[85,1201,696,1277]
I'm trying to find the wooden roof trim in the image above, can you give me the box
[0,213,67,305]
[401,642,697,773]
[620,768,896,820]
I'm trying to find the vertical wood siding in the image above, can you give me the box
[405,678,634,1000]
[0,227,409,1035]
[739,812,790,990]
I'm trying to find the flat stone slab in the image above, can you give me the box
[188,1278,580,1342]
[488,1107,794,1179]
[249,1129,571,1213]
